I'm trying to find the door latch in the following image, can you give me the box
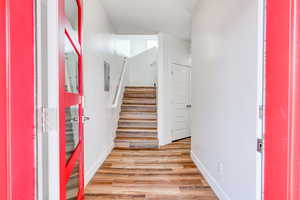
[82,116,90,123]
[257,138,263,153]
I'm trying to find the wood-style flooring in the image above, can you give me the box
[85,138,218,200]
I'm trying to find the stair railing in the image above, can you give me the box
[112,57,128,108]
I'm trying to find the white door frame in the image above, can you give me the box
[256,0,266,199]
[36,0,61,199]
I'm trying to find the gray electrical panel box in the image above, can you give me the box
[104,61,110,92]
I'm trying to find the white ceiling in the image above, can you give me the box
[100,0,199,40]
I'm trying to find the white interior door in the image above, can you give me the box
[171,64,192,141]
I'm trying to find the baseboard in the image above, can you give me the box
[158,137,172,146]
[191,151,231,200]
[84,142,114,186]
[158,131,172,146]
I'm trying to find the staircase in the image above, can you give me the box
[114,86,159,149]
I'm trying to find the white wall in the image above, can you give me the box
[114,35,158,57]
[127,47,158,86]
[82,0,123,185]
[157,33,191,145]
[191,1,259,200]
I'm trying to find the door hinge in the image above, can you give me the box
[257,138,264,153]
[41,107,57,132]
[41,107,48,133]
[259,105,264,120]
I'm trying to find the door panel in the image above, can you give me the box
[0,1,8,199]
[60,0,84,199]
[171,65,192,141]
[264,0,300,199]
[0,0,35,199]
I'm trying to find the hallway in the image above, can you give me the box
[84,138,218,200]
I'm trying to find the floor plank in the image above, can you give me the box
[85,138,218,200]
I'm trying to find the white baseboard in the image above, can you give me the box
[84,142,114,186]
[191,151,231,200]
[158,137,172,146]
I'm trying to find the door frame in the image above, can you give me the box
[256,0,266,199]
[264,0,300,199]
[0,0,36,199]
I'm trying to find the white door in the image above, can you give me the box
[171,64,192,141]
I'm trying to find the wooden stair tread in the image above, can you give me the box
[119,119,157,122]
[120,116,157,119]
[124,90,156,93]
[124,92,156,94]
[117,127,157,130]
[123,97,156,101]
[124,91,156,94]
[122,104,156,107]
[121,104,157,112]
[120,112,157,119]
[125,89,156,92]
[118,119,157,128]
[125,88,156,93]
[122,103,156,106]
[121,111,156,114]
[123,101,156,105]
[125,86,156,89]
[119,118,157,120]
[120,111,157,114]
[123,99,156,101]
[117,128,157,132]
[124,94,156,100]
[120,117,157,120]
[115,136,158,141]
[116,133,157,138]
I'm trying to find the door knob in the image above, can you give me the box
[69,116,90,123]
[83,116,91,122]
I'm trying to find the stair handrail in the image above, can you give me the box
[112,57,128,108]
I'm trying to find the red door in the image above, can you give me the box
[59,0,84,199]
[265,0,300,199]
[0,0,35,199]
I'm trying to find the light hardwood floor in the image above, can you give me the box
[85,138,218,200]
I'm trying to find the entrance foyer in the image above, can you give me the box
[85,138,217,200]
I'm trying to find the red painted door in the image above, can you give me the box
[265,0,300,199]
[59,0,84,199]
[0,0,35,199]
